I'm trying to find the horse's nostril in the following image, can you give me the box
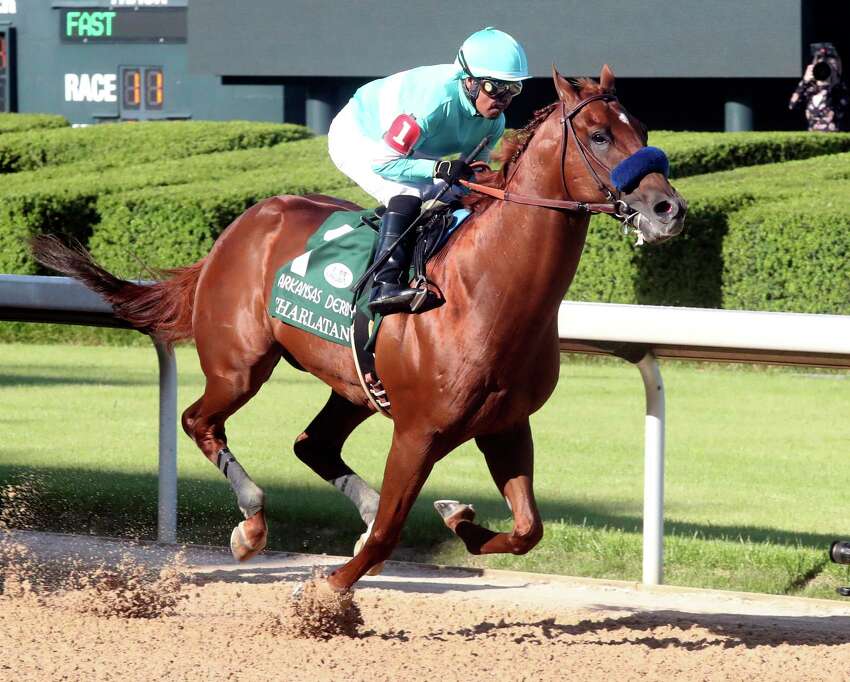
[653,200,673,217]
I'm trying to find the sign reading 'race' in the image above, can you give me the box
[60,7,187,43]
[65,73,117,103]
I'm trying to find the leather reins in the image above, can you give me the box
[460,93,633,219]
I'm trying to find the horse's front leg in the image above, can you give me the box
[438,419,543,555]
[327,428,439,590]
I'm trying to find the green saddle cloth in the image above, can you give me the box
[268,209,376,346]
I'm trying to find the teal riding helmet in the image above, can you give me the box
[455,27,531,82]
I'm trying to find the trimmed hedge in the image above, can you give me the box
[90,145,850,311]
[492,130,850,178]
[631,187,754,308]
[650,130,850,178]
[13,143,850,310]
[4,129,844,222]
[569,184,756,307]
[0,189,99,275]
[675,148,850,194]
[569,151,850,313]
[0,113,69,135]
[0,137,355,275]
[89,167,360,276]
[722,195,850,314]
[2,126,846,180]
[0,120,312,173]
[4,124,850,337]
[1,136,340,193]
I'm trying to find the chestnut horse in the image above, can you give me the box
[33,66,686,591]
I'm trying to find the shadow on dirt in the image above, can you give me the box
[418,610,850,648]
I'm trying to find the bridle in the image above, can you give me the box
[559,94,622,205]
[460,93,643,229]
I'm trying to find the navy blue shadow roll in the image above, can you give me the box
[610,146,670,194]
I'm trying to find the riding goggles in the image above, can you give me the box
[480,78,523,99]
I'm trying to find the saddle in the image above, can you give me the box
[267,202,469,416]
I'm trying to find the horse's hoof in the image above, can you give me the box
[433,500,476,529]
[353,522,384,576]
[291,578,346,600]
[230,520,267,562]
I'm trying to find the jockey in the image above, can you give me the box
[328,27,530,315]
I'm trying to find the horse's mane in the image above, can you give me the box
[461,78,599,213]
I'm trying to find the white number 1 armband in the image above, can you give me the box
[383,114,421,155]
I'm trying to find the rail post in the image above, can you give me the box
[636,352,665,585]
[154,340,178,544]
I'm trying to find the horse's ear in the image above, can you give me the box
[552,64,581,104]
[600,64,616,93]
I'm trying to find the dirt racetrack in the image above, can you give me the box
[3,531,850,681]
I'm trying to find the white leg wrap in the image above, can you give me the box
[331,474,380,525]
[217,448,265,519]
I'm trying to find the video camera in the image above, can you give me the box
[810,42,837,82]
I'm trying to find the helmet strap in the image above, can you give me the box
[457,49,483,117]
[461,78,483,117]
[457,49,475,78]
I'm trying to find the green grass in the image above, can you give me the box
[1,342,849,599]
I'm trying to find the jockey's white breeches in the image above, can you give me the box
[327,101,463,206]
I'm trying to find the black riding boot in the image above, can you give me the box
[367,195,421,315]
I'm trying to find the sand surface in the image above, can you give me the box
[3,531,850,681]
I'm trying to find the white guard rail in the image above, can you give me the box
[558,301,850,585]
[5,275,850,585]
[0,274,177,544]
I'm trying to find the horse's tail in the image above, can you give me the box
[30,235,203,344]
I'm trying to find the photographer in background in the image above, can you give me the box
[789,43,849,132]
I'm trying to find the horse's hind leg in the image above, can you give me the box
[182,345,281,561]
[293,391,380,561]
[437,420,544,556]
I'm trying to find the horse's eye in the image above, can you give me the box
[591,132,610,145]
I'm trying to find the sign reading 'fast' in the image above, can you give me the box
[66,11,116,38]
[60,7,186,43]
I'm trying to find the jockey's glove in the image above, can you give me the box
[434,159,474,185]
